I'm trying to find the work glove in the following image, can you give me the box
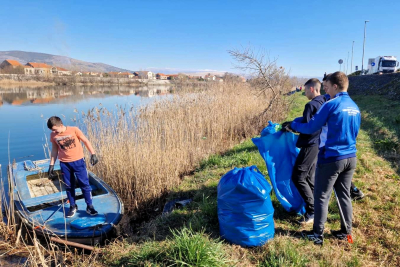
[281,121,294,133]
[47,165,55,180]
[90,154,99,166]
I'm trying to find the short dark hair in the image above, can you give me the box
[304,78,321,92]
[47,116,63,129]
[326,71,349,91]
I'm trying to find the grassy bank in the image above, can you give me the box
[100,92,400,266]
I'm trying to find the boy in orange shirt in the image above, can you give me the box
[47,116,99,218]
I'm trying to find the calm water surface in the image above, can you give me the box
[0,85,172,178]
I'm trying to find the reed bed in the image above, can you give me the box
[84,81,290,213]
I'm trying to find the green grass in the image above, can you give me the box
[102,92,400,266]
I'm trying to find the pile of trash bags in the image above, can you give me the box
[217,121,306,247]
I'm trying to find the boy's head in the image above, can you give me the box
[304,78,321,100]
[325,71,349,98]
[322,73,331,95]
[47,116,64,133]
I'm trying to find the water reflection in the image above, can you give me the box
[0,85,173,180]
[0,85,172,106]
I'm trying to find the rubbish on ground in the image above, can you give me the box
[218,166,275,247]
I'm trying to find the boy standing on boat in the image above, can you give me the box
[47,116,99,218]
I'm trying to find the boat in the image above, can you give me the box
[7,159,124,246]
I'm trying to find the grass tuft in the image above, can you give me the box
[167,227,231,267]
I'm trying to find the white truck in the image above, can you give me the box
[367,56,399,74]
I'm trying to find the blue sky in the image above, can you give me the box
[1,0,399,77]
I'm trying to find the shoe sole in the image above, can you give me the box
[66,211,77,218]
[352,195,365,201]
[86,210,98,216]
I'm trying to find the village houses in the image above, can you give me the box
[0,59,75,76]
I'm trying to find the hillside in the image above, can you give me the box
[0,51,132,73]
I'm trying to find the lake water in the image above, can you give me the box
[0,85,172,179]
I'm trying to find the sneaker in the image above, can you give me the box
[301,230,323,245]
[66,204,78,218]
[297,213,314,225]
[351,187,365,201]
[331,230,347,240]
[86,205,98,216]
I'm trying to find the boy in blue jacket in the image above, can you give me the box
[322,75,364,201]
[286,72,361,245]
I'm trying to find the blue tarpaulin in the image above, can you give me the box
[252,123,306,215]
[217,166,275,247]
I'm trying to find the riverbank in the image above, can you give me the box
[0,79,291,265]
[0,79,54,88]
[0,74,173,87]
[100,92,400,266]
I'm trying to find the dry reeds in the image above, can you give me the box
[84,81,290,213]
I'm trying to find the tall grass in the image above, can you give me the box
[84,81,289,213]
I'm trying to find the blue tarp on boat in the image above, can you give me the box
[252,123,306,215]
[217,166,275,247]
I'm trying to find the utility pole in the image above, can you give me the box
[362,20,370,75]
[351,41,354,73]
[346,51,349,75]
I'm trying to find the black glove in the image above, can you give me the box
[48,165,55,180]
[281,121,293,132]
[90,154,99,166]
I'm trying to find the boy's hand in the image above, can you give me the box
[281,121,293,132]
[48,165,55,180]
[90,154,99,166]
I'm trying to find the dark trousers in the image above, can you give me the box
[313,157,356,236]
[60,158,92,207]
[291,145,319,214]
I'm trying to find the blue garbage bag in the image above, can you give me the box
[261,121,280,137]
[217,166,275,247]
[252,123,306,215]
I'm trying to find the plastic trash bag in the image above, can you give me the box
[217,166,275,247]
[252,123,306,215]
[261,121,281,137]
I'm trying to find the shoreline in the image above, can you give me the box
[0,74,173,88]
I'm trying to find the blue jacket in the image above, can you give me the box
[291,92,361,163]
[295,95,327,148]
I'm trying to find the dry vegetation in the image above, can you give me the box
[85,80,290,215]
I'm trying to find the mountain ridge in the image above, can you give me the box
[0,51,132,73]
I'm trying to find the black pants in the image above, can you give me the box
[291,145,319,214]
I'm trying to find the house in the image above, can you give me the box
[73,71,83,76]
[167,74,178,80]
[0,59,22,69]
[25,62,52,75]
[119,72,135,78]
[24,66,34,75]
[108,72,120,77]
[204,74,216,81]
[0,60,26,74]
[53,67,72,76]
[135,71,154,80]
[156,73,168,80]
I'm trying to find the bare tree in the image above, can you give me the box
[229,46,291,115]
